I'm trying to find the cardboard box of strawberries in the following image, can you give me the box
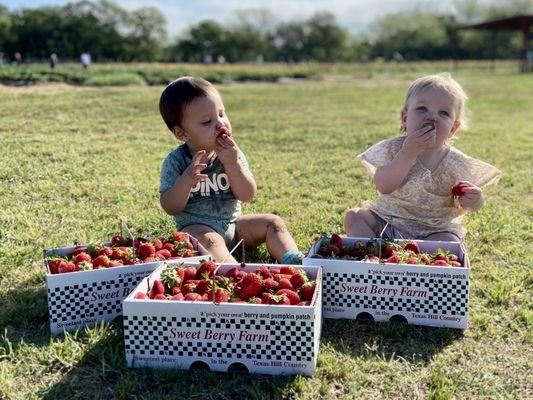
[123,261,323,375]
[43,232,209,335]
[303,234,470,329]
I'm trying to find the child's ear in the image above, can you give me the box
[450,120,461,136]
[172,125,188,142]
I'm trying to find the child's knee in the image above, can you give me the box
[196,231,226,250]
[345,208,364,225]
[265,214,287,233]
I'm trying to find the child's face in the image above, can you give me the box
[174,93,231,152]
[402,86,461,148]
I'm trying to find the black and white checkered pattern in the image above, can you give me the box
[124,314,315,363]
[47,274,143,326]
[323,272,468,316]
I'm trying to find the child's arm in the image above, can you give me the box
[160,151,208,215]
[216,135,256,202]
[374,126,436,194]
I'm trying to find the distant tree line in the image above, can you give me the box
[0,0,530,63]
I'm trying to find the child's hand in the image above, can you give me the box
[183,150,208,186]
[216,133,239,166]
[401,123,437,158]
[456,180,484,211]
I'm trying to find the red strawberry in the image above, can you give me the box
[153,293,167,300]
[276,289,300,305]
[155,249,171,260]
[404,241,420,254]
[385,255,400,264]
[290,271,308,289]
[111,235,123,245]
[406,257,419,265]
[58,261,79,274]
[452,182,470,196]
[152,238,163,251]
[138,243,156,260]
[134,292,149,300]
[264,278,279,292]
[47,257,65,274]
[432,259,449,266]
[297,301,310,306]
[143,257,157,263]
[261,292,271,304]
[163,242,175,252]
[270,268,281,275]
[299,281,316,301]
[449,254,459,262]
[239,273,263,300]
[278,278,294,290]
[73,252,92,264]
[206,288,229,303]
[248,297,262,304]
[196,279,212,295]
[266,293,290,305]
[172,231,190,242]
[71,245,88,257]
[149,280,166,299]
[184,292,202,301]
[98,247,113,257]
[216,126,232,138]
[197,260,217,278]
[325,245,340,257]
[183,266,197,281]
[280,266,295,275]
[229,298,246,303]
[255,266,271,280]
[93,255,110,268]
[451,261,462,267]
[108,260,123,268]
[182,282,197,295]
[420,255,431,265]
[170,293,185,301]
[330,233,344,248]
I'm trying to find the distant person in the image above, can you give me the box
[80,52,91,69]
[14,51,22,65]
[344,73,501,242]
[49,53,58,69]
[158,76,303,264]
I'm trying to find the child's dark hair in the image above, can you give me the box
[159,76,218,131]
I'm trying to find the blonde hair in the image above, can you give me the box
[401,72,469,133]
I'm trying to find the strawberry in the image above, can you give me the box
[239,273,263,300]
[172,231,190,242]
[270,268,281,275]
[58,261,79,274]
[406,257,419,265]
[276,289,300,305]
[325,245,340,257]
[183,266,197,281]
[450,261,462,267]
[152,238,163,250]
[385,255,400,264]
[216,126,231,138]
[255,266,271,280]
[111,235,123,245]
[452,182,470,196]
[71,245,88,257]
[163,242,175,252]
[206,288,229,303]
[420,255,431,265]
[278,278,294,290]
[134,292,149,300]
[434,250,449,262]
[261,292,271,303]
[280,266,295,275]
[297,301,310,306]
[449,254,459,262]
[432,259,449,266]
[153,293,167,300]
[264,278,279,292]
[138,243,156,260]
[155,249,171,260]
[229,298,246,303]
[197,260,217,278]
[266,294,290,305]
[195,279,212,295]
[149,280,166,299]
[73,252,92,264]
[47,257,65,274]
[98,247,113,257]
[160,266,183,290]
[404,241,420,254]
[330,233,344,248]
[93,255,110,268]
[299,281,316,301]
[170,293,185,301]
[248,297,262,304]
[350,241,368,259]
[182,282,197,295]
[289,271,308,289]
[143,257,157,263]
[184,292,202,301]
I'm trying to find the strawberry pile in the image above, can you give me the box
[46,231,197,274]
[312,233,463,267]
[135,260,317,305]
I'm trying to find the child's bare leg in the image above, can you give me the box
[235,214,299,262]
[424,232,461,242]
[344,208,379,237]
[181,224,238,263]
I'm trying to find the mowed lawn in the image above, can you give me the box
[0,70,531,399]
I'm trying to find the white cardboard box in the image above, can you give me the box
[43,238,210,335]
[303,237,469,329]
[123,262,323,376]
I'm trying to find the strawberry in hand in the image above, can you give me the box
[215,130,238,166]
[454,180,484,211]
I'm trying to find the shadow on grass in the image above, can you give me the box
[0,284,51,348]
[321,317,463,364]
[41,318,301,400]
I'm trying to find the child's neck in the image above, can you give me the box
[418,145,450,172]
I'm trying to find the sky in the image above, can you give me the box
[1,0,458,38]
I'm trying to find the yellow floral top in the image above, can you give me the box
[358,136,502,239]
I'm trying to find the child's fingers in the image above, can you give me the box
[192,150,206,164]
[192,163,207,173]
[194,173,208,181]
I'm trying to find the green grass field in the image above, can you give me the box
[0,66,531,399]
